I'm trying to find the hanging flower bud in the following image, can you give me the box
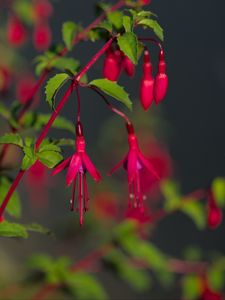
[33,0,53,21]
[140,50,154,111]
[154,49,168,104]
[123,55,135,77]
[33,22,52,51]
[207,191,223,229]
[7,16,27,47]
[103,49,121,81]
[139,0,152,5]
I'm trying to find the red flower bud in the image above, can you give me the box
[7,16,27,47]
[103,49,121,81]
[207,191,223,229]
[123,55,135,77]
[140,50,154,111]
[139,0,152,5]
[33,0,53,20]
[154,50,168,104]
[33,23,52,51]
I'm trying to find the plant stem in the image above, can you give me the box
[0,38,114,219]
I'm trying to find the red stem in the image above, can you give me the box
[138,37,163,51]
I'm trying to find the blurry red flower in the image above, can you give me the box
[33,0,53,20]
[33,22,52,51]
[7,16,27,47]
[207,191,223,229]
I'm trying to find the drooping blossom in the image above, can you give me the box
[103,49,121,81]
[109,122,159,210]
[33,22,52,51]
[154,49,168,104]
[7,16,27,47]
[122,54,135,77]
[207,190,223,229]
[52,122,101,225]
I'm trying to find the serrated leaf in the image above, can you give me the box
[0,133,23,148]
[21,143,37,170]
[0,221,28,238]
[45,73,70,108]
[62,21,77,50]
[36,151,63,169]
[89,79,132,110]
[0,176,21,219]
[182,275,201,300]
[123,16,132,32]
[136,10,157,20]
[117,32,138,65]
[138,18,164,41]
[212,177,225,207]
[107,11,123,30]
[181,200,206,230]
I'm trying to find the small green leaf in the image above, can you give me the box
[136,10,157,20]
[67,273,108,300]
[96,20,113,33]
[181,200,206,230]
[107,11,123,30]
[0,221,28,239]
[138,19,164,41]
[212,177,225,208]
[37,141,63,169]
[62,21,77,50]
[13,0,33,25]
[182,275,201,300]
[52,57,80,73]
[0,176,21,219]
[123,16,132,32]
[89,79,132,110]
[45,73,70,108]
[117,32,138,65]
[21,141,37,170]
[0,133,23,148]
[25,223,52,236]
[54,138,74,147]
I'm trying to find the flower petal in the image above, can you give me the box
[82,153,101,182]
[108,154,127,175]
[66,154,81,186]
[51,156,72,176]
[127,150,137,183]
[138,151,160,180]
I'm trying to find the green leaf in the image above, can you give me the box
[62,21,77,50]
[123,16,132,32]
[12,0,33,25]
[0,102,10,120]
[45,73,70,108]
[89,79,132,110]
[37,141,63,168]
[104,250,150,291]
[95,20,113,33]
[117,32,138,65]
[138,19,164,41]
[21,140,37,170]
[161,180,181,211]
[107,11,123,30]
[0,221,28,238]
[136,10,158,20]
[182,275,201,300]
[25,223,52,236]
[0,176,21,219]
[52,57,80,73]
[67,273,108,300]
[212,177,225,207]
[54,138,74,147]
[0,133,23,148]
[181,200,206,230]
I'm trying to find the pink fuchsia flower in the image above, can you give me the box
[207,190,223,229]
[52,122,101,225]
[33,22,52,51]
[109,123,159,210]
[7,16,27,47]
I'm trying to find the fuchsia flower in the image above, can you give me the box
[33,22,52,51]
[207,190,223,229]
[7,16,27,47]
[109,123,159,210]
[103,49,121,81]
[52,122,101,225]
[154,49,168,104]
[140,50,154,111]
[123,54,135,77]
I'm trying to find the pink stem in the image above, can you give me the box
[0,170,25,217]
[138,37,163,51]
